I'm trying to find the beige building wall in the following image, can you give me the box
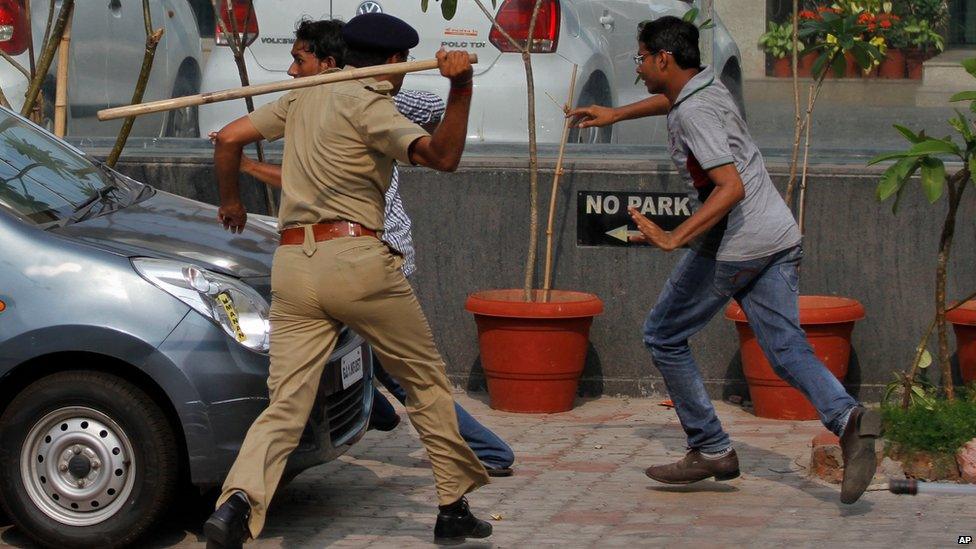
[714,0,767,80]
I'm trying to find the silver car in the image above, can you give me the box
[0,107,373,548]
[0,0,203,137]
[198,0,743,144]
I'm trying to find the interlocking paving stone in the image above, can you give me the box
[1,394,972,548]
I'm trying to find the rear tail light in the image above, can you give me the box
[489,0,560,53]
[0,0,29,56]
[215,0,259,47]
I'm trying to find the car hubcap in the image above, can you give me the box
[21,406,136,526]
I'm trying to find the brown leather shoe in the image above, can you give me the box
[645,449,740,484]
[839,406,882,504]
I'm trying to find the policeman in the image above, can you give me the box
[203,13,491,547]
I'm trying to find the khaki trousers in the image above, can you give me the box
[217,234,488,538]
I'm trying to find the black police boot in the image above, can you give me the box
[433,496,492,544]
[204,492,251,548]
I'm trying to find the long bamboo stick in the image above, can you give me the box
[542,64,578,300]
[97,55,479,122]
[53,10,72,137]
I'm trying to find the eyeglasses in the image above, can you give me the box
[633,50,673,65]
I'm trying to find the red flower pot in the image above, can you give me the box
[797,51,818,77]
[878,48,907,79]
[771,57,792,78]
[466,289,603,413]
[905,48,927,80]
[725,296,865,420]
[947,300,976,384]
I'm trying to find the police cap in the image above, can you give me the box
[342,13,419,53]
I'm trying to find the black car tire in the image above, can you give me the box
[568,73,613,145]
[0,371,178,549]
[162,65,200,138]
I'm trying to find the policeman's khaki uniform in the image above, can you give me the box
[216,67,489,538]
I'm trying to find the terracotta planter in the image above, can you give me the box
[878,48,907,79]
[771,56,792,78]
[905,48,927,80]
[947,300,976,384]
[797,51,818,77]
[725,296,865,420]
[466,289,603,413]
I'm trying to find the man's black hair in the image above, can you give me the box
[344,47,406,69]
[294,18,346,66]
[638,16,701,70]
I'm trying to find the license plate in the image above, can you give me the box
[340,347,364,389]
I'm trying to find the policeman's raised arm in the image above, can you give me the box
[408,50,473,172]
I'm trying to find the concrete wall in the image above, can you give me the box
[114,155,975,402]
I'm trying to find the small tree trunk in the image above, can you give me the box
[785,0,801,208]
[21,0,73,118]
[935,169,969,400]
[107,28,165,167]
[53,11,72,137]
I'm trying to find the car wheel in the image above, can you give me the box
[163,67,200,138]
[568,73,612,145]
[0,371,178,548]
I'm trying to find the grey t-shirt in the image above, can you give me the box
[666,66,801,261]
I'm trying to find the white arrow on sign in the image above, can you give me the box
[605,225,643,243]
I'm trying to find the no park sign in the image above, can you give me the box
[577,190,692,247]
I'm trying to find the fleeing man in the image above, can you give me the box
[569,16,880,505]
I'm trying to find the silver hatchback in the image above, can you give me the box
[0,107,373,548]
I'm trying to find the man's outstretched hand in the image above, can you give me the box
[218,202,247,234]
[566,104,615,129]
[628,206,677,251]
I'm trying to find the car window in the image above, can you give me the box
[0,110,115,226]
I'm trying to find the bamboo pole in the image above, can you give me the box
[106,0,164,168]
[53,10,72,137]
[97,55,478,121]
[542,64,578,301]
[21,0,72,118]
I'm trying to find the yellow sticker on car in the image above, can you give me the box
[216,292,246,342]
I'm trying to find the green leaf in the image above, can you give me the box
[683,7,699,23]
[950,110,974,142]
[699,19,714,30]
[920,157,946,203]
[908,138,962,158]
[970,156,976,185]
[811,52,829,79]
[877,157,918,202]
[963,58,976,78]
[950,91,976,102]
[441,0,457,20]
[850,44,871,70]
[918,348,933,369]
[893,124,922,144]
[831,52,847,78]
[420,0,428,12]
[868,151,911,166]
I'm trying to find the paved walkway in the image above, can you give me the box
[3,394,973,548]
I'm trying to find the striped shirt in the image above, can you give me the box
[384,90,445,277]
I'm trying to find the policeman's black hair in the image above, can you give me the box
[638,16,701,70]
[294,18,346,66]
[343,47,406,69]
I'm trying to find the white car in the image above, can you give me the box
[0,0,203,137]
[198,0,743,145]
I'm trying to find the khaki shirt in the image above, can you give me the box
[248,67,429,232]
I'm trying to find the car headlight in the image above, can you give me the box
[132,258,270,352]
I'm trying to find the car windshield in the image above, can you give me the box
[0,109,140,227]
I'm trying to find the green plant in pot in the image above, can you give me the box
[723,9,882,420]
[419,0,603,413]
[869,57,976,405]
[759,21,803,78]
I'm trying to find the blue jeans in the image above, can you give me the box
[371,363,515,470]
[643,245,857,453]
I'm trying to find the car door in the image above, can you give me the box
[95,0,170,137]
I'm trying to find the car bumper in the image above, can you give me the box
[150,310,372,487]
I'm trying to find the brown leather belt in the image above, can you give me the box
[279,221,377,246]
